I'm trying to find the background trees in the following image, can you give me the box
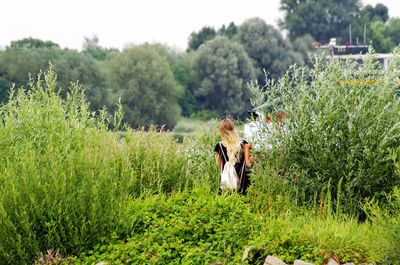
[353,3,393,52]
[187,27,217,52]
[2,2,400,127]
[368,20,394,52]
[187,22,238,52]
[53,49,108,111]
[236,17,304,82]
[0,39,108,110]
[385,18,400,47]
[360,3,389,23]
[82,35,118,61]
[0,77,11,104]
[191,36,255,116]
[104,45,183,128]
[10,37,60,49]
[0,42,55,103]
[280,0,362,43]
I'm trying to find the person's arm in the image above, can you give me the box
[244,144,255,166]
[215,153,222,171]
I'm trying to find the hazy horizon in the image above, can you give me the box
[2,0,400,51]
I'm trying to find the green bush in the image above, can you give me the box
[249,51,400,214]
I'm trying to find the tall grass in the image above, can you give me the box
[0,67,130,263]
[0,67,219,264]
[362,187,400,264]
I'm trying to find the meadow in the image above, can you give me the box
[1,54,400,264]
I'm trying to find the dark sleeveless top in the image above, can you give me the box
[214,140,250,194]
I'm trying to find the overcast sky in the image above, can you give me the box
[2,0,400,51]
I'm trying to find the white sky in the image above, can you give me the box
[2,0,400,51]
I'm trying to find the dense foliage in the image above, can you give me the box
[0,39,107,110]
[1,2,400,263]
[280,0,362,43]
[236,17,304,82]
[104,45,183,128]
[0,68,215,264]
[187,23,238,52]
[249,50,400,215]
[191,36,256,116]
[0,66,400,264]
[2,1,400,126]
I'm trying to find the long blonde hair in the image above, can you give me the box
[219,118,241,164]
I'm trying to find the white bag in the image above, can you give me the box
[219,142,240,190]
[220,161,239,190]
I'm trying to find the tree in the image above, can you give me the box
[350,3,391,51]
[191,36,256,116]
[0,76,11,103]
[105,45,183,128]
[236,18,303,82]
[360,3,389,23]
[218,22,238,39]
[187,26,217,51]
[175,52,199,117]
[280,0,362,43]
[0,47,48,87]
[187,23,239,52]
[144,43,198,117]
[142,43,190,87]
[292,34,316,67]
[82,35,119,61]
[368,20,394,53]
[52,49,108,110]
[10,37,60,49]
[385,18,400,47]
[0,41,108,110]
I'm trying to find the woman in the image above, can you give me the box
[214,118,254,195]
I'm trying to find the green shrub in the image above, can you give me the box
[249,51,400,214]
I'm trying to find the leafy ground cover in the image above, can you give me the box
[70,188,400,265]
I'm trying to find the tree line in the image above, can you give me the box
[0,0,399,128]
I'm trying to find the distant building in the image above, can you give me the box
[315,38,393,71]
